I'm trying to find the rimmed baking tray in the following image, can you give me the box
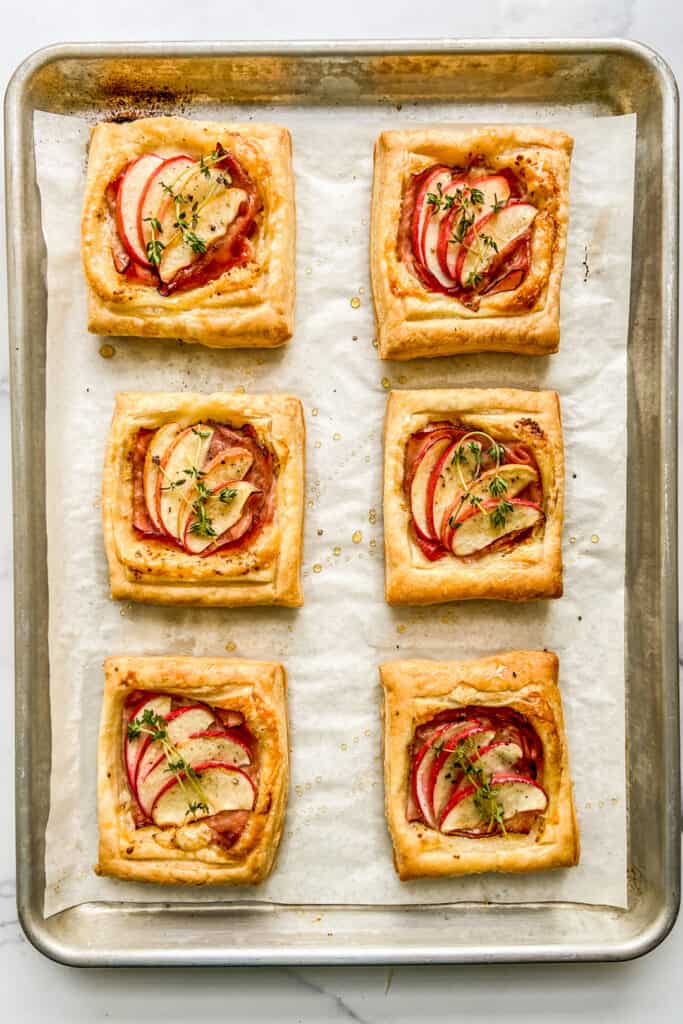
[5,38,680,966]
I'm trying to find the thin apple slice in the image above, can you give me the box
[151,763,256,827]
[182,480,258,555]
[135,708,224,814]
[115,153,164,267]
[430,439,496,546]
[165,705,215,744]
[412,166,453,269]
[158,187,247,285]
[450,498,543,558]
[420,178,466,288]
[124,694,171,799]
[470,174,512,211]
[411,719,482,827]
[457,201,537,288]
[178,730,251,767]
[138,154,194,249]
[143,423,182,531]
[156,424,214,540]
[439,774,547,834]
[142,731,251,809]
[439,463,538,550]
[475,740,524,777]
[201,447,253,492]
[437,176,511,280]
[409,435,453,541]
[429,727,496,821]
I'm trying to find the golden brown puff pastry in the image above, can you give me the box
[380,651,579,880]
[383,388,563,605]
[102,391,305,607]
[82,116,295,348]
[370,125,573,360]
[97,656,289,885]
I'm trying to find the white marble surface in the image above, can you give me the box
[0,1,681,1019]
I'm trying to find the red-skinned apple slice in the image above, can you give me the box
[181,480,259,555]
[438,463,539,550]
[165,705,215,743]
[420,178,466,288]
[448,498,543,558]
[151,763,256,827]
[456,201,537,288]
[181,480,258,554]
[138,154,194,249]
[470,174,512,210]
[429,438,500,545]
[158,187,247,284]
[429,727,496,821]
[116,153,164,267]
[134,705,214,797]
[124,694,171,800]
[155,424,214,540]
[143,423,182,530]
[475,739,524,776]
[411,166,453,269]
[409,435,453,540]
[142,731,252,813]
[439,773,548,834]
[201,447,253,492]
[411,719,482,827]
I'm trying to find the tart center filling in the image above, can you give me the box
[399,163,536,301]
[108,143,260,293]
[131,420,276,557]
[408,706,547,837]
[404,421,544,562]
[124,691,257,849]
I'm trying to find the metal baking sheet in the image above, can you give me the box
[5,39,680,965]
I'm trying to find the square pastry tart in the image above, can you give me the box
[102,391,305,607]
[81,116,295,348]
[383,388,564,605]
[380,651,579,880]
[370,125,573,359]
[97,656,289,885]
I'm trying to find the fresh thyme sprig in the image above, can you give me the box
[449,736,508,835]
[144,147,231,267]
[447,430,512,532]
[127,708,210,818]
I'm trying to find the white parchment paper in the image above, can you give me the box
[35,107,635,917]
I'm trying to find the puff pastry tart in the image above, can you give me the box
[383,388,564,605]
[371,126,573,359]
[380,652,579,880]
[103,392,305,606]
[81,116,295,348]
[97,656,289,884]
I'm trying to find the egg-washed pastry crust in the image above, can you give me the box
[82,116,295,348]
[371,125,572,359]
[97,656,289,885]
[380,651,579,880]
[383,388,564,605]
[102,392,305,607]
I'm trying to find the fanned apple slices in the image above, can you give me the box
[134,420,275,557]
[125,691,257,836]
[406,423,543,560]
[112,143,257,292]
[408,707,547,837]
[405,164,536,296]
